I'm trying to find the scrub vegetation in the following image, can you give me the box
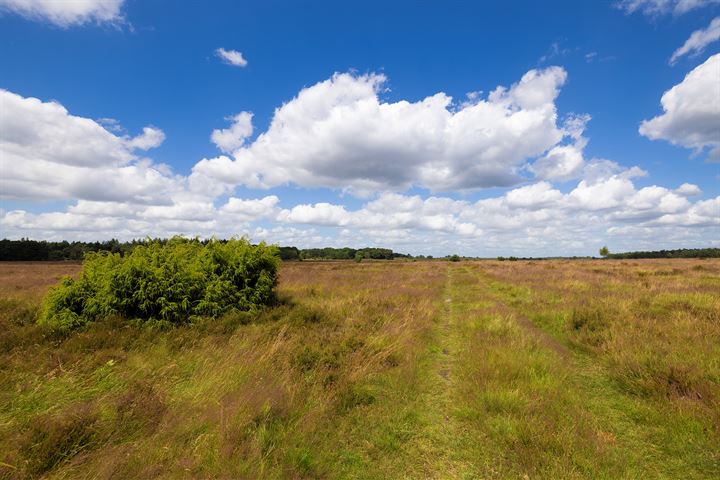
[0,258,718,479]
[40,238,278,330]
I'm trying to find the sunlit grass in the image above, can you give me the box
[0,259,718,479]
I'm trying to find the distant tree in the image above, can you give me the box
[448,254,461,262]
[278,246,301,261]
[599,246,610,257]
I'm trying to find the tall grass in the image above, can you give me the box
[1,259,718,478]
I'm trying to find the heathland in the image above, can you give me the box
[0,259,718,479]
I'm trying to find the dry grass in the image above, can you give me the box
[0,259,718,479]
[477,259,720,411]
[0,261,444,479]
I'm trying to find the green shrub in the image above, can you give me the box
[39,238,279,329]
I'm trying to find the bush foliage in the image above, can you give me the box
[39,238,279,329]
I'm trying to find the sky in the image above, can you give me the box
[0,0,719,257]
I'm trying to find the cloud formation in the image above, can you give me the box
[0,0,125,27]
[670,17,720,64]
[215,48,248,67]
[640,54,720,160]
[0,81,716,256]
[3,172,716,255]
[211,112,253,153]
[0,89,176,202]
[616,0,720,16]
[193,68,586,194]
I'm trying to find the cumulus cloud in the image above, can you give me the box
[278,203,352,227]
[670,17,720,65]
[530,115,592,181]
[0,89,177,202]
[211,112,253,153]
[192,68,577,194]
[640,54,720,160]
[127,126,166,150]
[616,0,720,16]
[215,48,248,67]
[0,0,125,27]
[3,172,718,255]
[675,182,703,195]
[220,195,279,221]
[530,142,586,181]
[1,75,716,256]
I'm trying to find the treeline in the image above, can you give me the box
[0,239,411,262]
[0,239,130,261]
[278,246,411,261]
[605,248,720,259]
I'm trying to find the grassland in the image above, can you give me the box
[0,259,718,479]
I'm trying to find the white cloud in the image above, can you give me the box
[211,112,253,153]
[675,182,703,195]
[530,136,587,181]
[0,0,125,27]
[639,54,720,160]
[0,89,177,202]
[568,176,638,211]
[3,174,717,255]
[192,68,575,194]
[1,89,134,168]
[616,0,720,16]
[671,17,720,64]
[220,195,279,221]
[127,126,166,150]
[505,182,563,209]
[1,75,716,257]
[215,48,248,67]
[278,203,352,227]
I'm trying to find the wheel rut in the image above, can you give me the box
[463,265,572,360]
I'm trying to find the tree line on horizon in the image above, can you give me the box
[599,247,720,259]
[0,238,412,262]
[0,238,717,262]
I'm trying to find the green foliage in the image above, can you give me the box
[0,238,413,262]
[599,246,610,257]
[606,247,720,259]
[299,247,395,260]
[39,238,279,329]
[278,246,301,261]
[0,238,129,261]
[448,254,461,262]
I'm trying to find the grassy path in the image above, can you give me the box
[424,263,719,479]
[400,266,481,478]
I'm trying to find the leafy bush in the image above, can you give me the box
[39,238,279,329]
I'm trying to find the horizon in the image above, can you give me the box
[1,0,719,257]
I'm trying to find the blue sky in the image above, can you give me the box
[1,0,718,256]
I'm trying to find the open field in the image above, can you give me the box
[0,259,718,479]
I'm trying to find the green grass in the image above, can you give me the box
[0,259,718,479]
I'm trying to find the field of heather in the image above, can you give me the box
[1,259,718,479]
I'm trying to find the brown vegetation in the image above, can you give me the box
[0,258,718,479]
